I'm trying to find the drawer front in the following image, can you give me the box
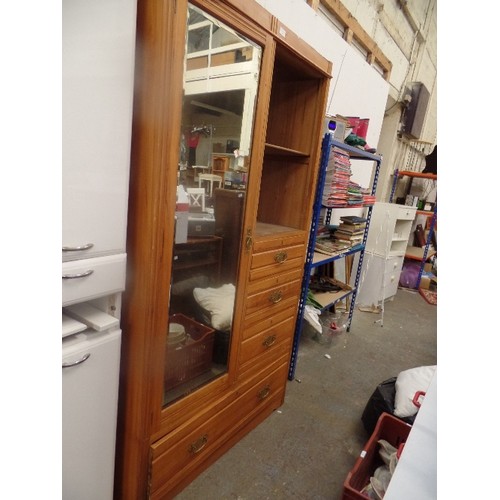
[150,362,289,495]
[384,255,404,298]
[245,279,302,318]
[62,253,126,306]
[251,244,305,274]
[247,267,303,295]
[252,233,305,253]
[240,316,295,366]
[396,206,417,220]
[242,304,297,341]
[249,255,304,283]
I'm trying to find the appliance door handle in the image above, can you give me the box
[62,243,94,252]
[62,353,91,368]
[62,270,94,279]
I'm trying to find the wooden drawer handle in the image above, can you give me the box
[262,335,277,348]
[257,385,271,400]
[269,290,283,304]
[189,434,208,454]
[274,251,288,264]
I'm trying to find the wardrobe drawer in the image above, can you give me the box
[62,253,126,306]
[251,244,305,275]
[149,362,288,495]
[245,279,302,318]
[247,267,303,295]
[249,255,304,282]
[242,304,296,341]
[252,233,305,253]
[240,316,295,366]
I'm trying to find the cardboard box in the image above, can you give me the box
[420,275,431,290]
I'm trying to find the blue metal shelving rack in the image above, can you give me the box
[288,133,382,380]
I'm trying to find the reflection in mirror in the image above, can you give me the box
[163,3,262,406]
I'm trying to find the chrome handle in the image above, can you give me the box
[262,335,277,348]
[62,353,90,368]
[62,243,94,252]
[269,290,283,304]
[274,251,288,264]
[62,269,94,279]
[189,434,208,454]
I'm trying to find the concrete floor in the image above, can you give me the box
[175,287,437,499]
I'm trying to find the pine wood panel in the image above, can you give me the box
[115,1,188,498]
[266,79,322,153]
[239,316,295,365]
[149,360,289,497]
[116,0,332,497]
[257,157,313,229]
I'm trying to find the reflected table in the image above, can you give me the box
[198,173,223,197]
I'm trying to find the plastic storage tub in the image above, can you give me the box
[164,314,215,391]
[342,412,412,499]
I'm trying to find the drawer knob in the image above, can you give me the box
[258,385,271,400]
[269,290,283,304]
[189,434,208,454]
[62,243,94,252]
[262,335,277,348]
[274,251,288,264]
[62,269,94,279]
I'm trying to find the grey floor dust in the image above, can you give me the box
[175,287,437,499]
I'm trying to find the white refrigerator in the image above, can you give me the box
[62,329,122,500]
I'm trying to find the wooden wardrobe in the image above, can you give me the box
[115,1,332,498]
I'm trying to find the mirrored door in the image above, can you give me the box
[163,3,262,406]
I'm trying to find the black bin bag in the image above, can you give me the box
[361,377,415,435]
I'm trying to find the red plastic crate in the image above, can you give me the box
[342,412,412,499]
[164,314,215,392]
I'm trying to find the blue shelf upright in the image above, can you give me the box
[288,133,382,381]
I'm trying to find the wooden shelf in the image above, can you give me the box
[254,221,300,237]
[397,170,437,180]
[311,287,354,310]
[311,245,363,266]
[405,245,436,261]
[416,209,435,217]
[264,143,309,157]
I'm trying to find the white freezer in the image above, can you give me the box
[62,329,121,500]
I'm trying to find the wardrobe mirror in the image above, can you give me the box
[164,3,262,406]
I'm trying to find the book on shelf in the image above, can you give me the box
[334,233,363,243]
[336,223,365,233]
[340,215,367,224]
[335,231,364,240]
[315,239,351,255]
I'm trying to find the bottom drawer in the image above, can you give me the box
[357,254,404,307]
[150,361,289,497]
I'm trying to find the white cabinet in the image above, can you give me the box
[62,329,122,500]
[365,203,417,257]
[357,202,416,307]
[62,0,137,262]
